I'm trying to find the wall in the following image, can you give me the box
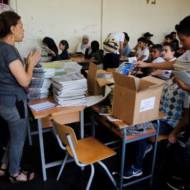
[9,0,190,57]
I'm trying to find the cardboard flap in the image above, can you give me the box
[113,72,140,90]
[142,76,164,86]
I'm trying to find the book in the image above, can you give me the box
[29,101,56,112]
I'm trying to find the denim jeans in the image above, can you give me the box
[129,121,173,170]
[0,100,28,175]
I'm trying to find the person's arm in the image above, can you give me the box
[9,51,41,88]
[174,77,190,92]
[119,41,124,55]
[137,60,175,70]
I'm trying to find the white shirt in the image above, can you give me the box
[153,57,165,63]
[104,32,125,54]
[177,50,190,62]
[137,47,150,61]
[76,42,90,54]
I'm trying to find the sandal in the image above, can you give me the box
[0,168,7,177]
[9,171,35,183]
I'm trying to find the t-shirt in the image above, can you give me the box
[0,41,27,106]
[160,80,185,128]
[152,57,165,63]
[57,50,69,60]
[103,32,125,54]
[176,50,190,62]
[137,47,150,61]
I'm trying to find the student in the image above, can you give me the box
[85,40,103,64]
[137,16,190,82]
[163,34,173,44]
[103,32,128,69]
[123,80,185,179]
[143,32,154,48]
[122,33,131,57]
[170,31,179,50]
[76,35,90,54]
[150,44,165,63]
[0,11,41,182]
[57,40,69,60]
[137,16,190,188]
[136,37,150,61]
[151,42,176,79]
[42,36,58,61]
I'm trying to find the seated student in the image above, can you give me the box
[151,42,177,79]
[76,35,90,54]
[85,40,103,64]
[170,31,180,50]
[143,32,154,48]
[57,40,69,60]
[42,36,58,61]
[122,33,131,57]
[123,80,185,179]
[163,34,173,44]
[136,37,150,61]
[103,32,128,70]
[150,44,165,63]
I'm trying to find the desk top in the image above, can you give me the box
[29,98,85,119]
[70,55,91,64]
[92,105,164,129]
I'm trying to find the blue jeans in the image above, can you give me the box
[130,121,173,170]
[0,100,28,175]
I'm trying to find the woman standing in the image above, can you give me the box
[0,11,41,182]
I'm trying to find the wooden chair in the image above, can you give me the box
[51,117,117,190]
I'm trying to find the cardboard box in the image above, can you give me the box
[112,72,164,125]
[87,63,114,95]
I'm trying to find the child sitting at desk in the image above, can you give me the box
[123,80,185,179]
[57,40,69,60]
[136,37,150,61]
[85,40,103,64]
[42,36,58,61]
[151,42,177,79]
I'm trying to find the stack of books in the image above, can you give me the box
[52,73,87,106]
[28,65,54,99]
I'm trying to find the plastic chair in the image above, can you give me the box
[52,117,117,190]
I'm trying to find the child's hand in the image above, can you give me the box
[27,50,41,67]
[136,61,149,68]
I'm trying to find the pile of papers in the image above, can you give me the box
[52,73,87,106]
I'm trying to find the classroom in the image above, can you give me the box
[0,0,190,190]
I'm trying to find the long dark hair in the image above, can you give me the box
[42,36,58,55]
[0,11,21,38]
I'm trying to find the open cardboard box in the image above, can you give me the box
[87,63,114,95]
[112,72,164,125]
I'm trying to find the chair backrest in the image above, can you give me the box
[51,118,78,147]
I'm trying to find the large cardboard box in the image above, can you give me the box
[87,63,114,95]
[112,72,164,125]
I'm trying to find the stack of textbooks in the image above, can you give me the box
[52,73,87,106]
[28,65,54,99]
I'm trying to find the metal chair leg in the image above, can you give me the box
[98,161,117,188]
[57,153,69,180]
[86,164,95,190]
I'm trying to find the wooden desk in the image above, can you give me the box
[29,98,85,181]
[70,56,91,64]
[91,104,164,190]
